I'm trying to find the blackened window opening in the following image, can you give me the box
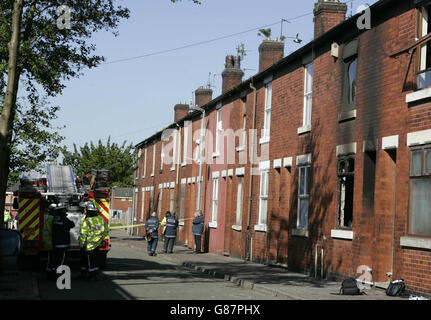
[337,156,355,229]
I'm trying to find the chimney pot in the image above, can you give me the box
[258,40,284,72]
[313,0,347,39]
[174,103,190,122]
[195,87,213,107]
[221,55,244,94]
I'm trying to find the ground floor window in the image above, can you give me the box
[337,156,355,229]
[409,146,431,235]
[297,165,310,230]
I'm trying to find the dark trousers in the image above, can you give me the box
[163,237,176,253]
[81,248,100,278]
[47,246,67,279]
[50,246,68,271]
[147,237,158,254]
[194,235,202,253]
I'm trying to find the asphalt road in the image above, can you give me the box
[36,243,282,300]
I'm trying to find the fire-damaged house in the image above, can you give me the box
[133,0,431,295]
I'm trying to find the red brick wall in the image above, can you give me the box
[133,1,431,295]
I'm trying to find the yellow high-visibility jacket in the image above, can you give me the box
[79,215,109,251]
[42,215,54,251]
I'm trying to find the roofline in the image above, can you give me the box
[135,0,397,149]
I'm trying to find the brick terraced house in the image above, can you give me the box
[133,0,431,295]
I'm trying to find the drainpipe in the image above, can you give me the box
[246,80,257,261]
[390,150,397,278]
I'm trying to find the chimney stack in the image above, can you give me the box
[221,55,244,94]
[258,40,284,72]
[174,103,189,122]
[195,87,213,107]
[313,0,347,39]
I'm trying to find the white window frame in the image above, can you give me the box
[303,62,313,128]
[257,169,269,228]
[160,141,165,170]
[260,82,272,144]
[171,130,178,171]
[235,176,244,227]
[143,148,147,178]
[169,188,175,213]
[210,177,219,227]
[183,121,191,165]
[297,165,310,230]
[241,99,247,148]
[151,144,156,177]
[141,189,146,220]
[214,109,222,157]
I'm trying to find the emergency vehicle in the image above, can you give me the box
[14,165,111,268]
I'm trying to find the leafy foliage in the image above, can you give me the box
[61,138,136,187]
[258,28,272,39]
[5,97,64,181]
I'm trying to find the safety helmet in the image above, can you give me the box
[85,201,98,213]
[54,202,68,215]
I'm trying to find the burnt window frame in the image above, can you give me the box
[336,155,355,230]
[341,39,359,111]
[408,144,431,237]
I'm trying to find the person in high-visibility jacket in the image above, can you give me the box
[79,201,109,281]
[42,204,57,278]
[4,210,12,228]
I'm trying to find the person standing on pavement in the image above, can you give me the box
[162,211,178,254]
[79,201,109,281]
[192,210,204,254]
[145,212,160,256]
[49,203,75,280]
[42,204,56,279]
[3,210,11,229]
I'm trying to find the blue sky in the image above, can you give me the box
[49,0,376,153]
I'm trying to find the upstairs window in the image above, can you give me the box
[342,39,358,110]
[262,82,272,141]
[303,63,313,127]
[417,5,431,89]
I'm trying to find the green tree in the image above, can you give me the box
[61,138,136,188]
[6,97,64,182]
[0,0,130,223]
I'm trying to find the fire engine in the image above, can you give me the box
[14,165,111,269]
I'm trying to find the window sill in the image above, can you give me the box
[232,225,242,232]
[331,229,353,240]
[259,137,270,145]
[181,163,187,167]
[150,174,155,177]
[400,236,431,250]
[236,146,245,152]
[297,125,312,135]
[406,87,431,104]
[338,109,357,122]
[291,228,309,237]
[212,152,220,158]
[209,221,218,228]
[254,224,267,232]
[170,167,175,172]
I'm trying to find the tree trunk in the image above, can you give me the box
[0,0,24,226]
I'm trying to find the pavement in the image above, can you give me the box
[109,230,406,300]
[0,230,410,300]
[0,257,39,300]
